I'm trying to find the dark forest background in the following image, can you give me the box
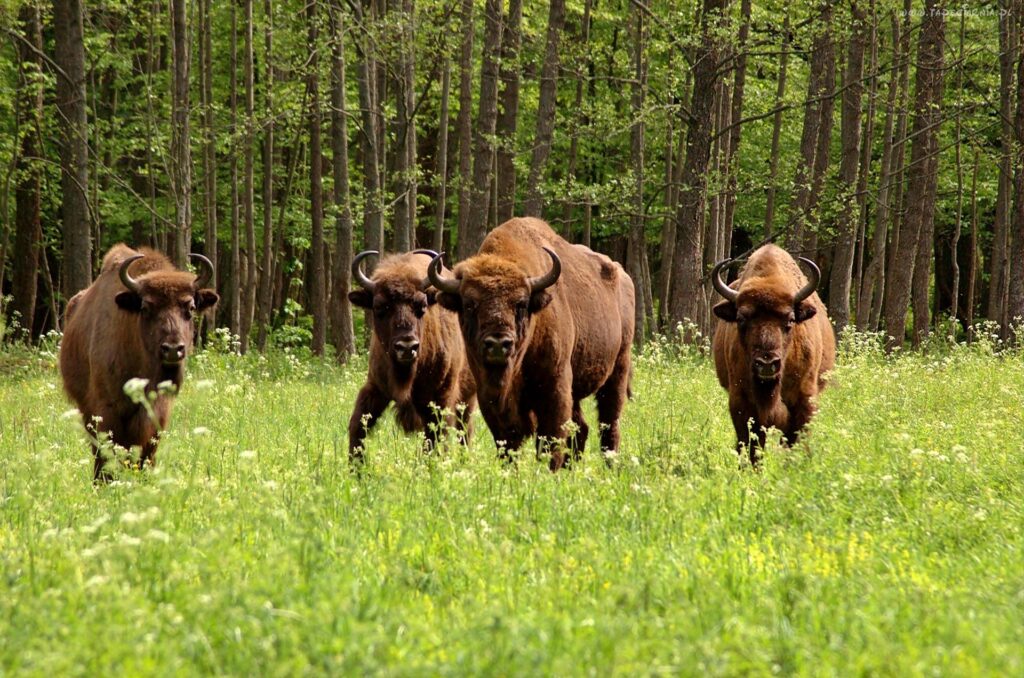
[0,0,1020,358]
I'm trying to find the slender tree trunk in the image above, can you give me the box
[229,2,242,339]
[853,0,878,322]
[455,0,474,257]
[240,0,258,352]
[330,2,355,360]
[433,57,451,252]
[966,148,980,339]
[390,0,415,252]
[561,0,593,240]
[308,0,326,355]
[355,1,383,258]
[10,4,43,339]
[522,0,567,218]
[457,0,503,260]
[763,13,790,238]
[54,0,92,297]
[883,0,944,350]
[627,2,647,344]
[256,0,276,351]
[667,0,727,331]
[722,0,750,248]
[949,8,965,327]
[495,0,522,223]
[168,0,191,267]
[1006,3,1024,331]
[200,0,217,326]
[990,1,1015,327]
[828,0,867,333]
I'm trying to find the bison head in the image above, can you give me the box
[428,248,561,368]
[115,254,219,367]
[348,250,439,367]
[711,257,819,383]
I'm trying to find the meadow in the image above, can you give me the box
[1,331,1022,676]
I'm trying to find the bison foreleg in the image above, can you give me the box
[783,398,816,446]
[569,401,589,461]
[535,392,573,472]
[348,383,391,464]
[595,370,629,457]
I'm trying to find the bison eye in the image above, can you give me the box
[374,304,390,318]
[413,302,426,318]
[463,300,477,314]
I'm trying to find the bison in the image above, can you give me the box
[347,249,477,462]
[710,244,835,463]
[428,217,634,471]
[60,244,219,480]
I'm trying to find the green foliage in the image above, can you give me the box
[1,339,1021,673]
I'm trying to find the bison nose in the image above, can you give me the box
[161,342,186,364]
[393,338,420,364]
[482,334,514,365]
[753,355,781,380]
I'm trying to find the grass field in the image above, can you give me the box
[1,332,1022,675]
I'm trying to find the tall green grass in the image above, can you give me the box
[1,332,1021,675]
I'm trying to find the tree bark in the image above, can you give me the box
[455,0,474,257]
[240,0,258,352]
[330,2,355,360]
[763,13,790,238]
[627,2,647,344]
[433,57,451,252]
[54,0,92,298]
[229,1,242,338]
[989,2,1016,328]
[522,0,567,218]
[722,0,750,248]
[200,0,218,327]
[168,0,191,267]
[667,0,727,332]
[828,0,867,333]
[355,0,383,258]
[495,0,523,224]
[307,0,327,355]
[883,0,944,350]
[457,0,503,260]
[257,0,276,351]
[10,4,43,339]
[561,0,593,240]
[1006,6,1024,330]
[390,0,416,252]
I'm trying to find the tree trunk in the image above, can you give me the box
[457,0,503,260]
[390,0,416,252]
[522,0,567,218]
[168,0,191,267]
[627,2,647,344]
[455,0,474,257]
[667,0,727,332]
[330,2,355,360]
[240,0,258,352]
[561,0,593,240]
[1007,6,1024,330]
[433,57,451,252]
[722,0,750,248]
[966,148,980,339]
[763,13,790,238]
[949,8,965,327]
[229,2,242,339]
[883,0,944,350]
[852,1,878,322]
[495,0,522,223]
[989,2,1016,327]
[307,0,326,355]
[10,4,43,339]
[256,0,276,351]
[355,0,383,258]
[54,0,92,298]
[200,0,218,327]
[827,0,867,333]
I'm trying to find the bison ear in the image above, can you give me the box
[436,291,462,312]
[115,291,143,313]
[528,290,552,314]
[196,289,220,312]
[795,300,817,323]
[349,289,373,309]
[712,300,737,322]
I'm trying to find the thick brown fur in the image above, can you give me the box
[347,252,476,461]
[711,244,836,463]
[436,217,635,470]
[60,244,219,480]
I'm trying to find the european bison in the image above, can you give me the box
[347,249,477,461]
[428,217,634,470]
[60,244,219,480]
[710,244,835,463]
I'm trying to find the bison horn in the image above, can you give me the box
[411,249,439,259]
[794,257,821,304]
[526,247,561,293]
[351,250,379,293]
[711,259,739,303]
[427,252,461,294]
[189,253,215,288]
[118,255,145,294]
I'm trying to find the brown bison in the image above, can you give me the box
[710,244,835,462]
[428,217,634,470]
[347,249,477,462]
[60,244,219,480]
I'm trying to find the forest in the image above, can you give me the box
[0,0,1019,354]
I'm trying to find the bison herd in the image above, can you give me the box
[59,218,836,481]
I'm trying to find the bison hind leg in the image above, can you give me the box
[567,401,589,463]
[595,366,630,458]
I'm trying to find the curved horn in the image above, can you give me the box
[351,250,379,292]
[411,249,439,259]
[118,255,145,294]
[711,259,739,303]
[427,252,461,294]
[189,253,214,288]
[794,257,820,304]
[526,247,562,293]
